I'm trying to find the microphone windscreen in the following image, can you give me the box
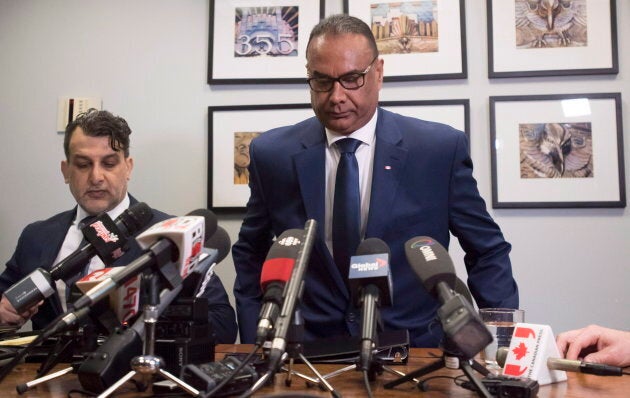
[186,208,218,239]
[205,226,231,263]
[349,238,393,307]
[260,229,303,289]
[356,237,391,257]
[404,236,456,296]
[117,202,152,236]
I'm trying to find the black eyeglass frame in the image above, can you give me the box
[306,55,379,92]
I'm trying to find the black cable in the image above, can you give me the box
[203,343,261,397]
[417,375,459,392]
[362,369,374,398]
[623,370,630,376]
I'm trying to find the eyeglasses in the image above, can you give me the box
[307,55,378,93]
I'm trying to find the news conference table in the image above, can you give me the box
[1,345,628,397]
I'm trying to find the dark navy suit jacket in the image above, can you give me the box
[233,108,518,347]
[0,196,237,343]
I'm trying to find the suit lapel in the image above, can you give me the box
[366,108,408,238]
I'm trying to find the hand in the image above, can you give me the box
[0,295,40,326]
[557,324,630,368]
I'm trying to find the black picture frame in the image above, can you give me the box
[208,0,325,85]
[344,0,467,82]
[208,104,314,212]
[489,93,625,208]
[487,0,618,78]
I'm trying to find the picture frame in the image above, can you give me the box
[380,99,469,140]
[208,0,325,84]
[487,0,618,78]
[344,0,467,82]
[489,93,625,208]
[208,104,314,211]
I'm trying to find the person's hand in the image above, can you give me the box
[0,295,40,326]
[557,324,630,367]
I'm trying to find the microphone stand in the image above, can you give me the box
[383,337,492,397]
[97,273,200,398]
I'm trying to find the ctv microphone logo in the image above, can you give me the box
[91,221,120,243]
[410,238,437,262]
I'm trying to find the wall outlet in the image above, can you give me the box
[57,97,102,132]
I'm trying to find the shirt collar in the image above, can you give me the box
[325,109,378,148]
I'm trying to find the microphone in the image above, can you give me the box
[55,212,209,333]
[267,220,317,372]
[405,236,491,359]
[496,347,623,376]
[256,229,303,345]
[348,238,392,371]
[4,202,152,313]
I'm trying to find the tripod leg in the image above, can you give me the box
[460,361,492,398]
[158,368,200,396]
[97,370,137,398]
[470,359,490,376]
[383,358,444,389]
[37,336,74,377]
[298,353,340,398]
[17,366,74,394]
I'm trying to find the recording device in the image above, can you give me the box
[4,202,152,313]
[348,238,392,371]
[181,354,263,396]
[256,229,303,345]
[460,374,539,398]
[267,220,316,372]
[405,236,492,359]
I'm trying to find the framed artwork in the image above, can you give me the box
[208,104,314,211]
[208,0,325,84]
[490,93,625,208]
[380,99,469,139]
[344,0,467,81]
[487,0,618,78]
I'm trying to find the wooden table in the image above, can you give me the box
[0,345,628,397]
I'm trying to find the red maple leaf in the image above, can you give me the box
[512,342,528,360]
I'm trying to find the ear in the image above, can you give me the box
[125,157,134,180]
[375,58,384,89]
[61,160,70,183]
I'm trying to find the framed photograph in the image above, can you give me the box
[208,0,325,84]
[208,104,314,211]
[344,0,467,81]
[487,0,618,78]
[380,99,469,139]
[490,93,625,208]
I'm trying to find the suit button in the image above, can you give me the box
[347,312,357,323]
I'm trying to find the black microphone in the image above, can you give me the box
[256,229,303,345]
[405,236,492,359]
[348,238,392,371]
[267,220,316,372]
[4,202,152,313]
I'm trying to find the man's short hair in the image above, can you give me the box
[306,14,378,58]
[64,108,132,159]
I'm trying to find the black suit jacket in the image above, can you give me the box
[0,196,237,343]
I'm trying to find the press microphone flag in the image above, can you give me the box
[256,229,303,345]
[348,238,392,371]
[4,202,153,313]
[76,268,141,324]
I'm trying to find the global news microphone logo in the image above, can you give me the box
[350,256,388,272]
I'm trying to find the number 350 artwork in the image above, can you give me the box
[234,6,298,57]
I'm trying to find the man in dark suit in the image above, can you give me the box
[233,15,518,347]
[0,109,237,343]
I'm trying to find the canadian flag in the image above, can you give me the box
[502,323,568,385]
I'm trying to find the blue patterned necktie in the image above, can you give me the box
[332,138,362,276]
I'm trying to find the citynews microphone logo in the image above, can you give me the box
[90,221,120,243]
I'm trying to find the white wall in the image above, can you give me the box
[0,0,628,339]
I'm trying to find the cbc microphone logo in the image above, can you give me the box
[278,235,301,247]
